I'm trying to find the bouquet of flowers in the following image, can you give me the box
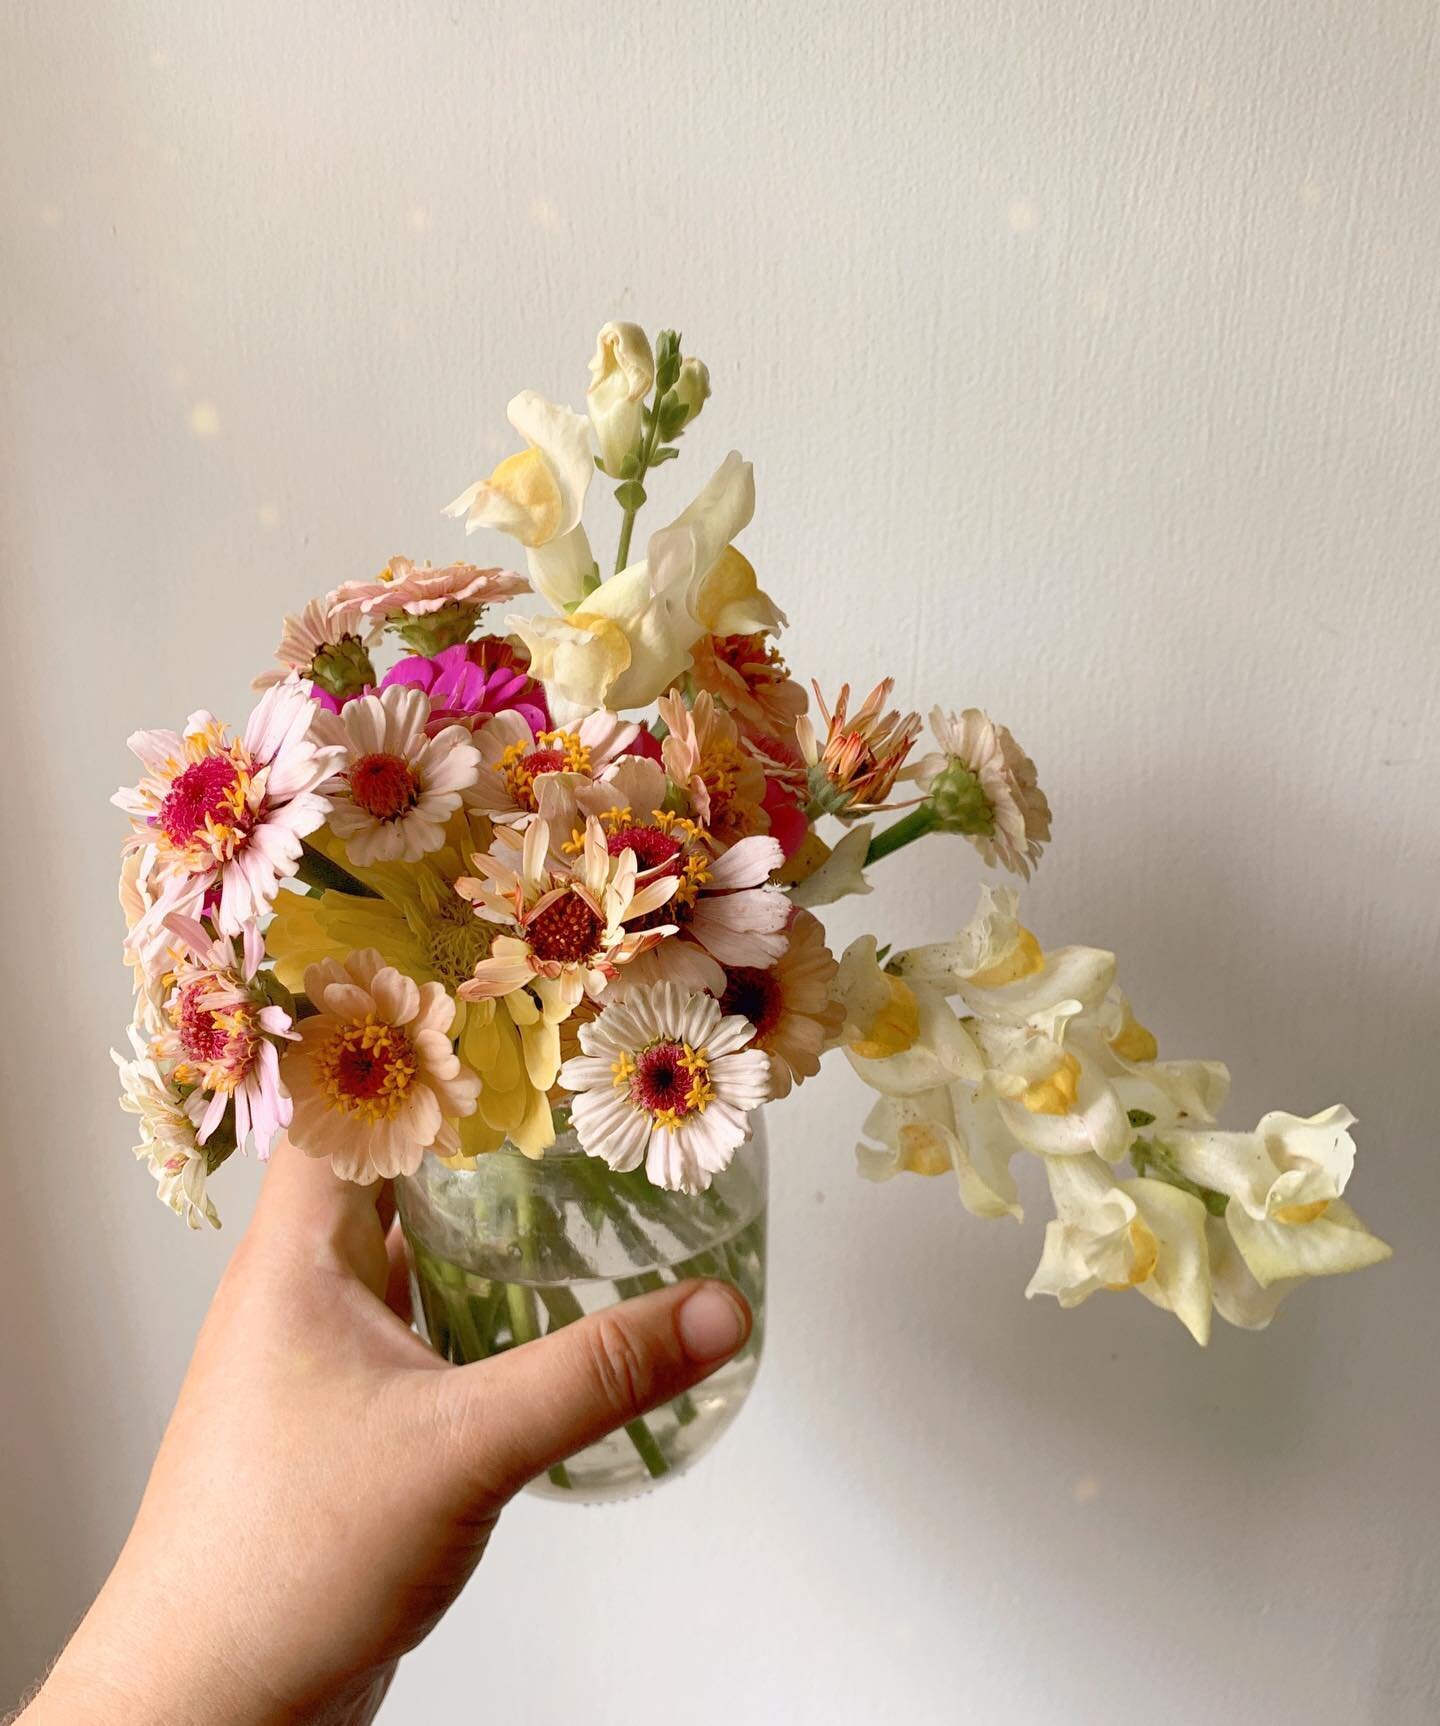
[113,320,1390,1470]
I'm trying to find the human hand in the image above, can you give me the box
[21,1141,751,1726]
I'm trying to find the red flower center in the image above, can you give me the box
[629,1041,709,1119]
[158,756,243,847]
[348,752,420,822]
[523,747,568,776]
[606,825,684,873]
[526,890,605,964]
[334,1042,395,1098]
[720,967,784,1041]
[177,987,233,1065]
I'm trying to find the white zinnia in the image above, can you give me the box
[559,982,772,1193]
[313,686,481,865]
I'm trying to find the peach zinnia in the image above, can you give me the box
[283,950,479,1183]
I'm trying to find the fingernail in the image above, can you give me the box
[677,1283,748,1362]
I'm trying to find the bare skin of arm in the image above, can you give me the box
[16,1140,749,1726]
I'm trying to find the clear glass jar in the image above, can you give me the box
[395,1121,768,1503]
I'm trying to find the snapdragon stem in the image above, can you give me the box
[864,805,937,867]
[613,397,667,574]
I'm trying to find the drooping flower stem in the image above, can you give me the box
[864,805,937,867]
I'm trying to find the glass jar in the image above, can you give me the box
[395,1121,768,1503]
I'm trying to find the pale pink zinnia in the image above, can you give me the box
[252,594,374,694]
[913,707,1052,879]
[559,981,773,1194]
[331,556,530,623]
[311,685,482,865]
[114,683,343,960]
[152,914,296,1156]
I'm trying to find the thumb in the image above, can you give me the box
[441,1279,751,1500]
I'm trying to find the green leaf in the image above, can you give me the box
[650,445,680,464]
[614,479,647,512]
[1127,1109,1157,1128]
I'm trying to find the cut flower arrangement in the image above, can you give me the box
[113,322,1390,1497]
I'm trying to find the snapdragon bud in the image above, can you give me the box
[671,356,711,426]
[587,322,654,476]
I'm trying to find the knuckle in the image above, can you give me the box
[585,1312,656,1414]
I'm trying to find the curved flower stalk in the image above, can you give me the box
[847,884,1390,1341]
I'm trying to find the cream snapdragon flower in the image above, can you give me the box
[1026,1153,1213,1345]
[445,391,598,609]
[1163,1107,1392,1286]
[509,452,781,719]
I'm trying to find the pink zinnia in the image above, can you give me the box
[380,642,549,736]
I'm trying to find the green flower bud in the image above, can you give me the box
[309,634,377,701]
[389,601,480,656]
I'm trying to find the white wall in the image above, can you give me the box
[3,2,1437,1720]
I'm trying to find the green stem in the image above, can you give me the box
[864,805,937,867]
[296,841,381,898]
[613,400,667,574]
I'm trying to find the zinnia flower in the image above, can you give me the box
[114,682,342,957]
[797,678,923,818]
[912,707,1051,879]
[717,908,845,1098]
[466,707,640,827]
[455,816,679,1013]
[333,556,530,625]
[283,949,480,1183]
[113,1013,220,1229]
[266,811,564,1159]
[559,981,772,1193]
[380,642,550,736]
[253,595,377,706]
[689,631,808,739]
[152,914,296,1156]
[312,686,482,865]
[658,689,770,843]
[583,756,791,994]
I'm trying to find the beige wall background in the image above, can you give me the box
[3,2,1438,1720]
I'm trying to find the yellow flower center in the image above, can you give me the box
[1022,1052,1082,1115]
[314,1015,418,1122]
